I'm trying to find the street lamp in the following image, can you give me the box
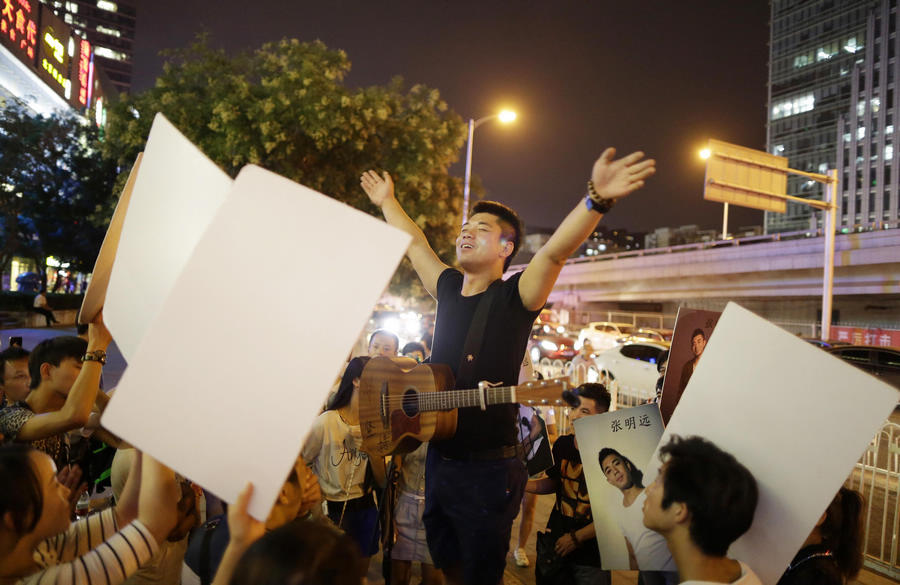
[462,110,517,224]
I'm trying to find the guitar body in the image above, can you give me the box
[359,357,458,461]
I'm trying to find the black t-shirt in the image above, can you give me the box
[545,433,601,567]
[429,268,540,457]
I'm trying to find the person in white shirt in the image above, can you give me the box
[32,290,59,327]
[642,436,761,585]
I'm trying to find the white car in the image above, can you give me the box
[576,322,637,352]
[591,341,669,404]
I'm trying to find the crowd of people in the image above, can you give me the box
[0,147,867,585]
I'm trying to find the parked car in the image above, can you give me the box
[591,341,670,403]
[825,345,900,390]
[576,322,637,352]
[528,323,577,365]
[617,328,668,344]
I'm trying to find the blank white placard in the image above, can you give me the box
[105,114,232,361]
[646,302,898,584]
[101,164,411,520]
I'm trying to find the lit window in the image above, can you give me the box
[65,1,78,12]
[97,0,117,12]
[886,144,894,159]
[773,144,785,155]
[872,97,881,113]
[94,46,127,61]
[858,126,866,140]
[64,13,72,23]
[858,100,866,117]
[843,132,852,142]
[845,37,859,53]
[888,125,894,135]
[818,163,828,174]
[771,93,815,121]
[96,25,121,37]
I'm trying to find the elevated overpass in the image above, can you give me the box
[509,229,900,326]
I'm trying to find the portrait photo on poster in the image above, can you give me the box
[658,308,721,425]
[573,403,676,571]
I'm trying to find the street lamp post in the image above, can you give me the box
[461,110,516,225]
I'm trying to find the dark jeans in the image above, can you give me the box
[423,445,527,585]
[326,493,380,557]
[33,307,57,326]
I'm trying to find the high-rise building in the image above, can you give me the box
[766,0,880,232]
[45,0,135,95]
[835,0,900,230]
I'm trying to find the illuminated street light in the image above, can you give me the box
[699,148,711,160]
[462,109,517,224]
[498,110,517,123]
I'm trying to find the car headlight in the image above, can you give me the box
[540,340,558,351]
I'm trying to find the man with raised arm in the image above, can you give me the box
[360,148,655,585]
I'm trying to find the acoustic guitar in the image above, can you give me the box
[358,357,570,485]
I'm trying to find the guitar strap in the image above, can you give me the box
[456,278,502,387]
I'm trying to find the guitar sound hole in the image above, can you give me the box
[401,388,419,418]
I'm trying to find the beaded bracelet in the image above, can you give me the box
[585,180,616,214]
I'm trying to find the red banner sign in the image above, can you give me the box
[830,326,900,347]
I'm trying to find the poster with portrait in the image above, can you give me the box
[645,302,898,584]
[658,308,721,425]
[573,403,676,571]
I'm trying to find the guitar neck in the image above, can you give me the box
[413,379,567,412]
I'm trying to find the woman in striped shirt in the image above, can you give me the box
[0,444,178,585]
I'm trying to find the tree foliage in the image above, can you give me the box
[0,100,118,280]
[103,36,468,298]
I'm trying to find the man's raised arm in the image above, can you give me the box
[360,170,449,298]
[518,148,655,311]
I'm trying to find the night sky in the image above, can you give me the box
[132,1,770,235]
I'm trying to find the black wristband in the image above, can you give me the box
[584,193,616,214]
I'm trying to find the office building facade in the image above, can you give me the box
[45,0,135,95]
[767,0,880,232]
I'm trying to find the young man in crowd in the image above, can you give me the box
[0,316,111,468]
[526,383,613,584]
[642,436,760,584]
[369,329,399,358]
[401,341,427,363]
[361,147,654,585]
[0,346,31,407]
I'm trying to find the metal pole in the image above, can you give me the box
[462,118,475,226]
[821,169,837,341]
[721,202,729,240]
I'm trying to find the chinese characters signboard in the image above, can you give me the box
[831,326,900,347]
[0,0,38,63]
[1,2,97,112]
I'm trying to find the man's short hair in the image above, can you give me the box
[401,341,426,356]
[563,383,611,412]
[0,346,30,385]
[368,329,399,353]
[472,200,523,271]
[28,336,87,389]
[659,435,758,557]
[690,328,706,340]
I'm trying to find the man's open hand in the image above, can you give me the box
[360,170,394,207]
[591,148,656,202]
